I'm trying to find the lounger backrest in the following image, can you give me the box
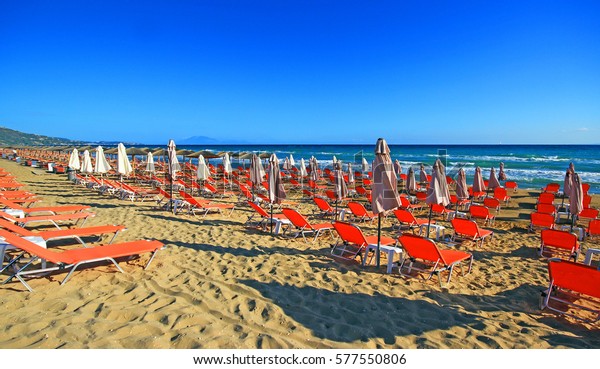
[494,187,508,199]
[536,203,556,215]
[204,183,217,193]
[451,218,479,237]
[282,208,311,229]
[248,201,269,218]
[313,197,332,212]
[548,260,600,299]
[483,197,500,209]
[0,218,35,236]
[0,199,24,210]
[543,183,560,193]
[399,234,445,265]
[157,187,171,198]
[541,229,578,250]
[0,211,17,222]
[333,221,367,246]
[347,202,366,216]
[394,209,416,225]
[579,207,599,220]
[531,212,555,228]
[0,229,66,264]
[469,205,489,219]
[505,181,517,189]
[588,220,600,236]
[399,197,412,208]
[538,192,555,204]
[415,192,427,201]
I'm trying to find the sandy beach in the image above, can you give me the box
[1,158,599,349]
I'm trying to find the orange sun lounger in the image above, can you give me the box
[450,218,494,247]
[540,259,600,322]
[0,218,125,247]
[0,210,94,229]
[0,198,90,215]
[0,229,163,292]
[331,221,397,264]
[398,234,473,287]
[539,229,580,261]
[281,208,334,243]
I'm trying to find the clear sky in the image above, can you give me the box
[1,1,599,144]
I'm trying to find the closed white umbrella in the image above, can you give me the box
[289,154,296,167]
[196,155,210,180]
[80,150,93,174]
[347,162,355,184]
[117,143,133,178]
[68,148,80,170]
[166,140,179,211]
[145,152,155,173]
[361,157,369,174]
[223,153,232,174]
[299,158,308,177]
[94,146,111,174]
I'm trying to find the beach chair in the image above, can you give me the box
[0,210,94,230]
[483,197,501,213]
[529,212,556,232]
[450,218,494,247]
[493,187,511,205]
[393,209,433,233]
[281,208,334,243]
[399,196,425,213]
[331,221,397,264]
[539,229,580,261]
[430,203,453,220]
[346,201,377,223]
[578,207,599,227]
[468,204,495,225]
[583,194,592,209]
[540,259,600,322]
[179,191,235,218]
[398,234,473,287]
[537,192,555,207]
[0,229,163,292]
[245,201,290,233]
[0,198,90,216]
[587,219,600,242]
[542,183,560,194]
[504,181,518,192]
[536,203,557,217]
[450,195,470,211]
[313,197,340,219]
[0,218,125,248]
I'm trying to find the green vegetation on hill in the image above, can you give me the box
[0,126,84,146]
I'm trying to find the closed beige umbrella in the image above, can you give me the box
[473,166,486,194]
[488,167,501,190]
[425,159,451,237]
[569,172,583,231]
[333,162,348,220]
[419,164,428,183]
[406,166,417,193]
[455,168,469,200]
[250,154,264,199]
[371,138,401,268]
[498,162,507,181]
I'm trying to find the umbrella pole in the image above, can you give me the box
[571,214,576,232]
[270,203,274,234]
[335,200,338,222]
[376,213,382,268]
[426,205,433,239]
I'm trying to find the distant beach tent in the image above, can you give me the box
[488,167,501,190]
[116,143,133,178]
[145,152,155,173]
[94,146,111,174]
[80,150,93,174]
[498,162,507,181]
[371,138,401,268]
[68,148,80,170]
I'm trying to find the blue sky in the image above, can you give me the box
[1,1,599,144]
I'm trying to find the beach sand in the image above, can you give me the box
[0,159,598,349]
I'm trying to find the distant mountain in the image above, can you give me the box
[178,135,220,144]
[0,126,86,146]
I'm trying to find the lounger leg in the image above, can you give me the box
[144,250,158,269]
[0,251,26,278]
